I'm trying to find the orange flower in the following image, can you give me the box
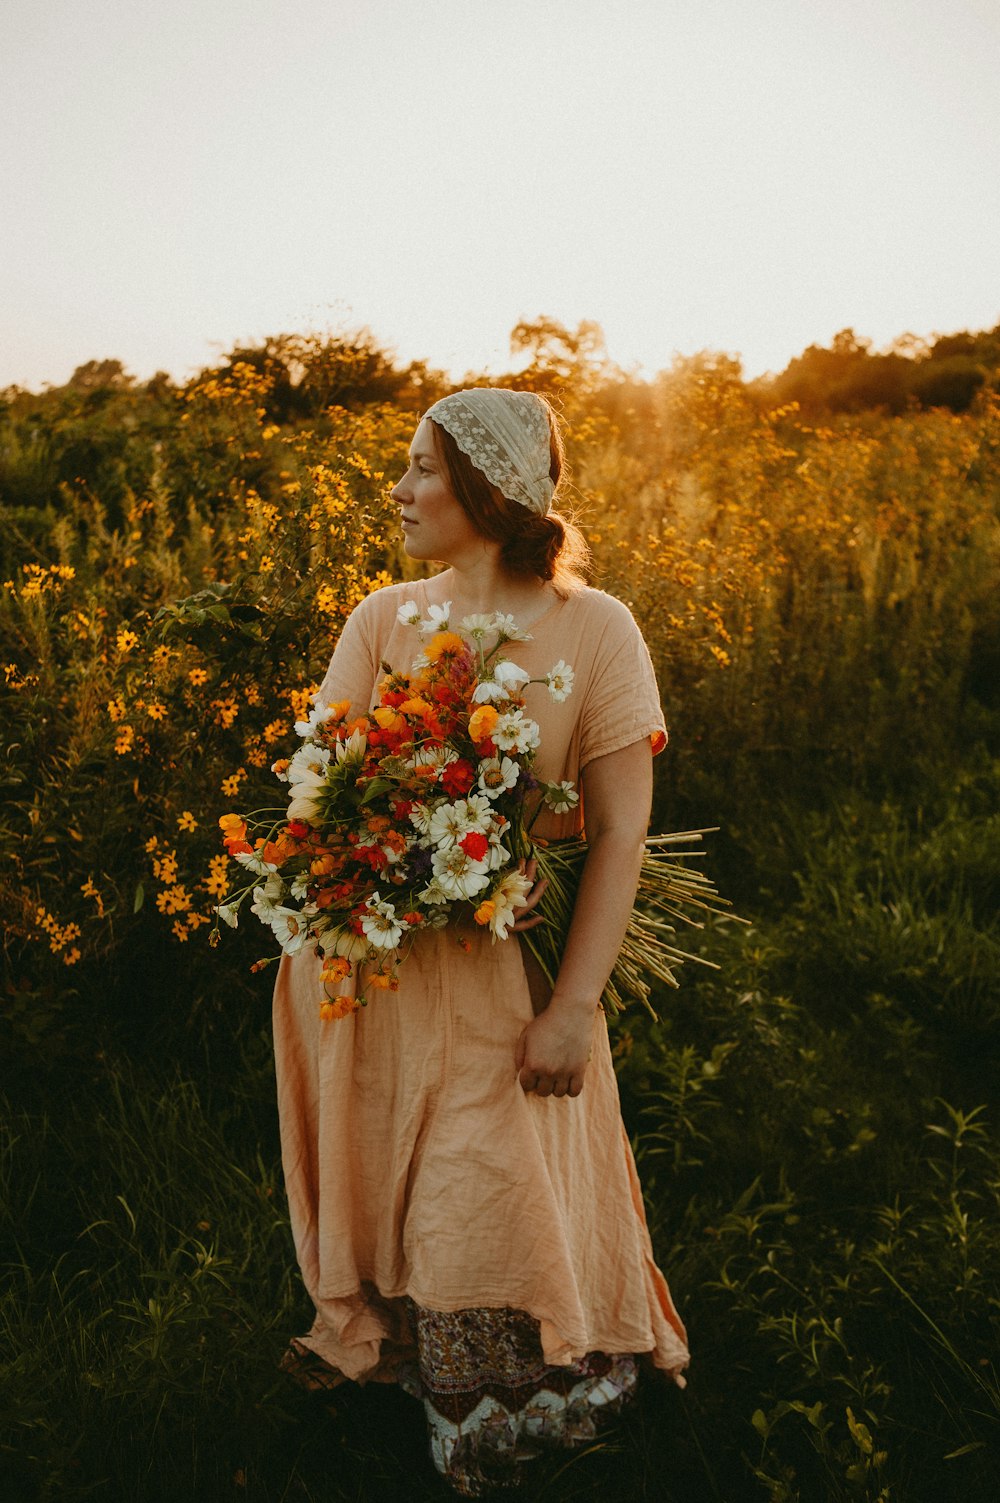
[468,704,499,742]
[319,994,359,1021]
[320,956,352,985]
[399,695,432,717]
[423,631,466,663]
[474,900,496,926]
[366,971,400,991]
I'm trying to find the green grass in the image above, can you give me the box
[3,786,1000,1502]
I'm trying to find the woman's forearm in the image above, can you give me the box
[547,829,645,1015]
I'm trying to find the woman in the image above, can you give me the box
[273,388,689,1496]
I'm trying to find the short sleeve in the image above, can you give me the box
[578,598,667,769]
[314,596,380,715]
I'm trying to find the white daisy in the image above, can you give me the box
[543,780,580,814]
[269,905,309,955]
[214,902,239,928]
[487,869,535,940]
[472,658,529,703]
[416,879,452,907]
[360,892,404,950]
[288,742,331,780]
[545,660,575,702]
[492,710,541,755]
[294,700,339,738]
[491,613,533,643]
[318,927,370,962]
[250,874,286,922]
[431,845,490,900]
[427,795,490,849]
[477,756,520,800]
[396,599,423,628]
[485,836,512,871]
[234,850,280,876]
[471,678,508,705]
[408,801,434,834]
[460,613,495,640]
[286,763,328,823]
[409,744,459,774]
[420,600,452,634]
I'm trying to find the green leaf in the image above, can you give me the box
[133,881,145,913]
[359,777,394,806]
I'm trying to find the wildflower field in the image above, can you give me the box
[2,329,1000,1501]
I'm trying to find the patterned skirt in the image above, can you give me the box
[281,1299,638,1496]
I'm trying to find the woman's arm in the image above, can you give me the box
[513,737,653,1098]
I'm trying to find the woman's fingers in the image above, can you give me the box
[511,871,550,925]
[509,910,546,933]
[520,1073,576,1097]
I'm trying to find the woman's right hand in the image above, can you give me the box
[515,1000,592,1098]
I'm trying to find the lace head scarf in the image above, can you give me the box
[423,389,556,516]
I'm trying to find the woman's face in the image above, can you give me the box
[391,418,485,565]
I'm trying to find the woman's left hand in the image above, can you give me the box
[515,1001,593,1098]
[508,857,548,932]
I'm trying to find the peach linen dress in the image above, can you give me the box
[272,578,689,1493]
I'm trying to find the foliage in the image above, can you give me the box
[2,320,1000,1498]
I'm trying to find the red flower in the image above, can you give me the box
[287,820,310,840]
[459,831,489,861]
[441,758,475,797]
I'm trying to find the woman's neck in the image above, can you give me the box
[421,560,558,629]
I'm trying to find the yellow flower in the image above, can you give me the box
[188,668,209,686]
[147,702,167,721]
[114,726,135,755]
[107,696,126,722]
[177,810,198,832]
[220,770,246,797]
[116,628,139,654]
[156,884,192,916]
[373,706,406,734]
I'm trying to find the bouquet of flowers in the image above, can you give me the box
[214,600,731,1020]
[213,602,582,1017]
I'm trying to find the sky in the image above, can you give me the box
[2,0,999,392]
